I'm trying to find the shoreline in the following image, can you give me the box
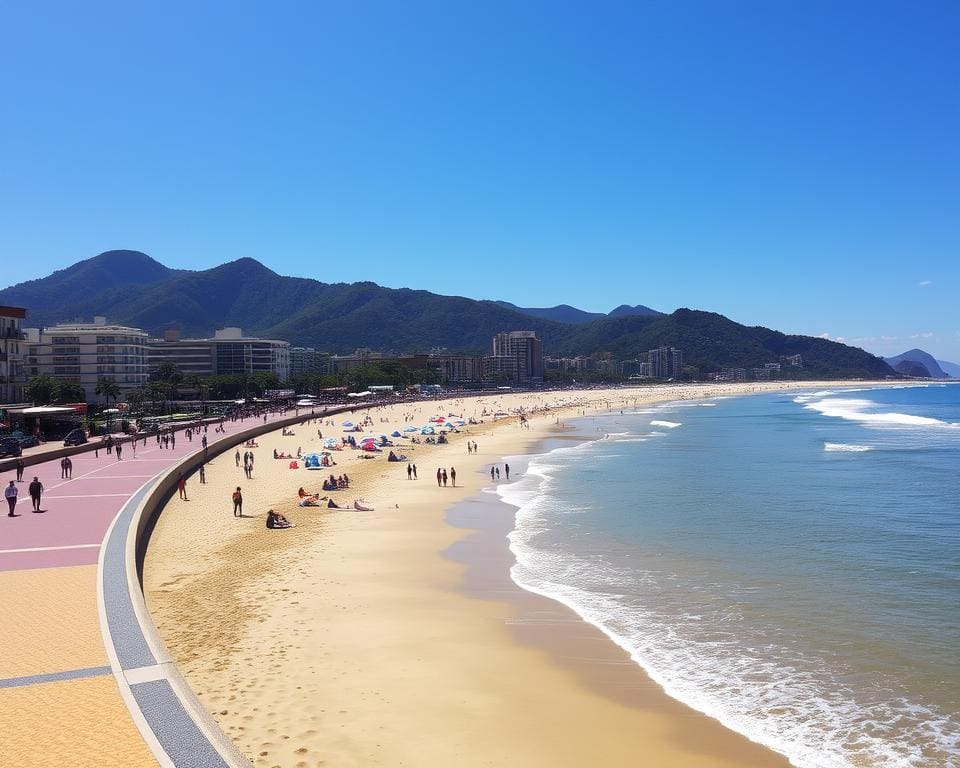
[143,382,892,767]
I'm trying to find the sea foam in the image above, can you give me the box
[824,442,874,452]
[804,398,956,428]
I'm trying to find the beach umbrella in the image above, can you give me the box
[403,426,418,433]
[391,431,402,437]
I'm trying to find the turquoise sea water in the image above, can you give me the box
[500,384,960,768]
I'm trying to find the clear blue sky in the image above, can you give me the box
[1,1,957,359]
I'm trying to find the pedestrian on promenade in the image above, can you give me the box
[171,433,176,449]
[232,487,243,517]
[106,435,113,455]
[65,457,72,478]
[131,438,136,457]
[202,435,208,449]
[199,464,206,484]
[5,481,17,516]
[115,442,122,461]
[28,476,43,513]
[450,467,456,487]
[177,473,187,500]
[60,457,69,479]
[15,458,24,482]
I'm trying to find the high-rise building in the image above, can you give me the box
[25,317,150,402]
[290,347,332,376]
[485,331,544,385]
[645,346,684,379]
[0,305,28,404]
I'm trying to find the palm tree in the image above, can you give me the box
[95,377,121,405]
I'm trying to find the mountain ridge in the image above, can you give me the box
[0,250,896,379]
[883,349,949,378]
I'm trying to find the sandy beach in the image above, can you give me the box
[143,382,879,768]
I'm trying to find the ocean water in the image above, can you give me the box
[500,384,960,768]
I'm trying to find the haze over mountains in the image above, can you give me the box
[0,250,896,379]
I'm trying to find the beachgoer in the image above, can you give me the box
[505,463,510,480]
[199,464,206,484]
[495,467,500,480]
[5,481,17,516]
[490,466,495,481]
[407,463,412,480]
[412,464,417,480]
[28,477,43,512]
[442,469,448,487]
[450,467,456,487]
[232,487,243,517]
[437,468,442,487]
[177,473,187,500]
[235,450,241,466]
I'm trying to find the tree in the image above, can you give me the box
[125,388,146,412]
[54,381,87,403]
[146,380,171,412]
[95,377,121,405]
[25,375,56,405]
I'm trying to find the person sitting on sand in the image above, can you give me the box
[298,487,307,498]
[299,497,319,507]
[266,510,294,528]
[327,498,342,509]
[273,448,278,459]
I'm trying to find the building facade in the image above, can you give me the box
[148,327,290,382]
[485,331,544,385]
[25,317,150,403]
[0,305,28,404]
[645,346,684,379]
[290,347,332,376]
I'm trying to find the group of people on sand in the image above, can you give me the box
[436,467,456,487]
[322,474,349,491]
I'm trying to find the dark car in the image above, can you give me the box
[0,437,23,458]
[63,429,88,447]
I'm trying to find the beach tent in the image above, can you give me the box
[420,426,435,435]
[391,431,402,437]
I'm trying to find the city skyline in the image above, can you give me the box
[1,3,957,359]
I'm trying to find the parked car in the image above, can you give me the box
[0,437,23,458]
[63,429,88,447]
[6,432,37,449]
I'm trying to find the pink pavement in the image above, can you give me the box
[0,412,299,572]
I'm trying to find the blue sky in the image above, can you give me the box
[1,1,957,359]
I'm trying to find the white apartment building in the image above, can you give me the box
[25,317,150,402]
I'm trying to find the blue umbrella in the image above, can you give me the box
[342,421,354,427]
[403,426,418,432]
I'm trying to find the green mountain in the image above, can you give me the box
[0,251,896,378]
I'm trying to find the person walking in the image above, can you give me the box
[505,463,510,480]
[495,467,500,480]
[5,481,17,516]
[170,432,175,449]
[28,476,43,513]
[60,457,69,479]
[442,469,448,487]
[412,464,417,480]
[15,458,24,482]
[232,487,243,517]
[177,473,187,500]
[450,467,456,487]
[235,450,241,467]
[436,468,442,487]
[115,441,123,461]
[407,463,412,480]
[65,457,72,478]
[199,464,206,484]
[490,466,495,481]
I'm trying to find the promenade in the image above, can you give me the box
[0,412,298,767]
